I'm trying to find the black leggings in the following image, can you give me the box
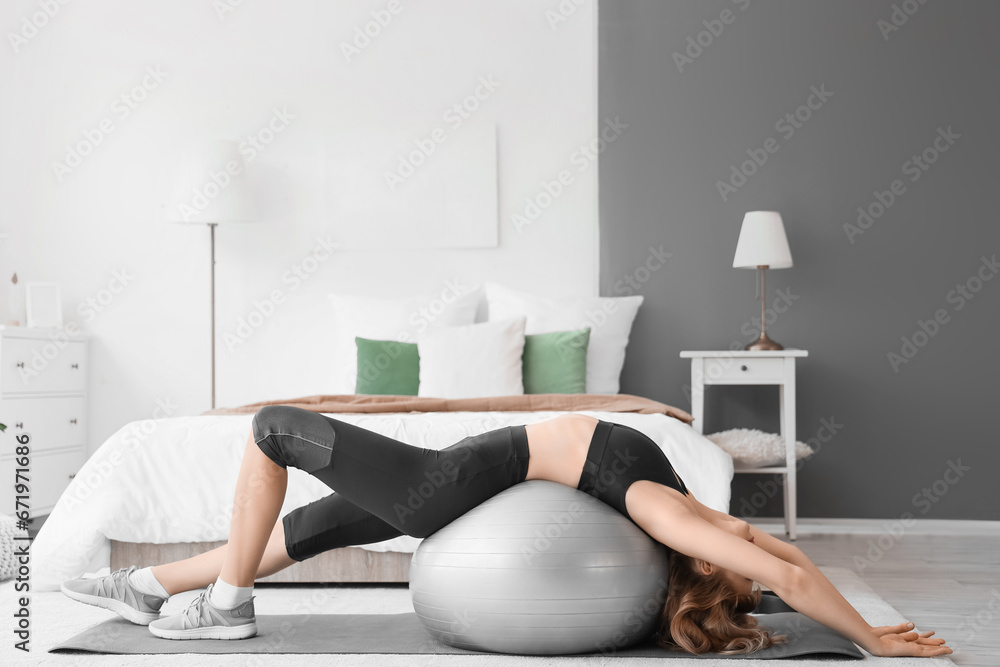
[251,405,531,562]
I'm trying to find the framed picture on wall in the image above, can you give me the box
[25,282,63,328]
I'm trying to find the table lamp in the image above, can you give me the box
[164,140,255,408]
[732,211,793,351]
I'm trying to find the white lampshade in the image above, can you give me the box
[163,140,255,224]
[732,211,793,269]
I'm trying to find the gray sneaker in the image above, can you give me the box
[148,583,257,640]
[61,565,167,626]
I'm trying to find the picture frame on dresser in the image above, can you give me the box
[25,283,63,328]
[0,325,88,517]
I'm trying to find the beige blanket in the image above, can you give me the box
[201,393,694,425]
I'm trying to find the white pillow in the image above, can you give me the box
[327,287,481,394]
[705,428,815,468]
[417,317,526,398]
[484,282,642,394]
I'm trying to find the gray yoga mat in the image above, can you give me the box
[51,593,864,659]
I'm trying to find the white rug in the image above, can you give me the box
[0,566,954,666]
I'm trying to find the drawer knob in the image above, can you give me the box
[71,363,79,369]
[16,361,24,368]
[15,422,23,429]
[70,418,78,424]
[741,365,748,371]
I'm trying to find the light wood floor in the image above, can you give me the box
[762,525,1000,666]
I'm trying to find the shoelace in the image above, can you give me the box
[181,586,213,630]
[99,565,137,598]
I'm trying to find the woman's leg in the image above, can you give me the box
[150,514,295,597]
[254,406,530,540]
[214,430,288,588]
[159,407,527,592]
[150,423,414,595]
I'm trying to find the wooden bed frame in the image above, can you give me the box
[110,540,412,583]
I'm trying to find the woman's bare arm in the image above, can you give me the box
[684,492,804,570]
[627,482,951,658]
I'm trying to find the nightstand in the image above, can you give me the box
[680,349,808,540]
[0,325,89,518]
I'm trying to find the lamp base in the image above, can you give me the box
[745,331,784,351]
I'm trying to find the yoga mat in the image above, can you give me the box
[51,593,863,659]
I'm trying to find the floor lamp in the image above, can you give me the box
[164,141,255,409]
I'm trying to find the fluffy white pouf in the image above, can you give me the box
[0,514,30,582]
[706,427,815,468]
[409,480,671,656]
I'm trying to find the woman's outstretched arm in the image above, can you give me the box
[626,482,952,658]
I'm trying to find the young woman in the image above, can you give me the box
[62,407,951,657]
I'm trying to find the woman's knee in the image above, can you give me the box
[251,405,335,474]
[251,406,302,469]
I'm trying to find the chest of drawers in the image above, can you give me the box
[0,325,88,517]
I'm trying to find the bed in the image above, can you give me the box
[31,393,734,591]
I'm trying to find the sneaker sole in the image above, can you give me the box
[60,582,161,626]
[148,621,257,640]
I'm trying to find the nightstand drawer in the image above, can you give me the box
[0,395,86,453]
[703,357,784,384]
[1,337,87,393]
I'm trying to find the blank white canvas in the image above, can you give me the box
[326,122,497,249]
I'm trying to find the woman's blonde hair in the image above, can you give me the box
[654,549,789,654]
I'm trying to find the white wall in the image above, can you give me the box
[0,0,599,455]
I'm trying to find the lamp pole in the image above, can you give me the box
[210,222,217,409]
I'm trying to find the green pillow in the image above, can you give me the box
[522,328,590,394]
[355,337,419,395]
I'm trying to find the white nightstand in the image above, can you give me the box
[0,325,89,517]
[680,349,808,540]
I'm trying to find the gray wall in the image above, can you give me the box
[599,0,1000,521]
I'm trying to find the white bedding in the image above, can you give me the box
[32,410,734,591]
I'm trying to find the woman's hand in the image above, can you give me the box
[870,626,953,658]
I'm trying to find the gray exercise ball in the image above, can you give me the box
[409,479,671,656]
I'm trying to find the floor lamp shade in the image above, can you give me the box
[732,211,793,269]
[164,140,255,224]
